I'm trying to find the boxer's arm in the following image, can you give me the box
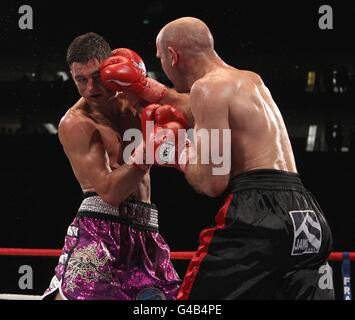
[158,89,194,128]
[58,119,147,206]
[184,80,231,197]
[100,48,193,127]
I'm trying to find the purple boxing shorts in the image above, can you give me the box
[43,193,180,300]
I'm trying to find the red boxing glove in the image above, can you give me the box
[140,103,160,140]
[112,48,147,74]
[154,105,189,128]
[152,122,188,171]
[142,104,191,171]
[100,48,167,102]
[132,103,163,169]
[100,55,147,92]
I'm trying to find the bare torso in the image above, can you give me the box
[60,97,150,202]
[195,66,297,178]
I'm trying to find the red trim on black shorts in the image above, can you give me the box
[177,194,234,300]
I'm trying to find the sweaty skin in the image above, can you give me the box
[156,17,297,197]
[192,67,297,176]
[59,58,150,206]
[54,58,151,300]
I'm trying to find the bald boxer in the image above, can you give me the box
[42,32,180,300]
[100,18,335,300]
[156,17,335,300]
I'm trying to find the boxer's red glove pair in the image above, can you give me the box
[132,103,192,172]
[100,48,192,172]
[99,48,167,103]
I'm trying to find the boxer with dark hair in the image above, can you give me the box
[43,32,180,300]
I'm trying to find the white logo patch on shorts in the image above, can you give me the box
[289,210,322,256]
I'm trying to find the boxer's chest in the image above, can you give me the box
[96,113,141,168]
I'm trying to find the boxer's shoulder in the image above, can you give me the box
[190,71,234,108]
[58,108,97,148]
[240,70,264,86]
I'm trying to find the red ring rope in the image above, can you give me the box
[0,248,353,261]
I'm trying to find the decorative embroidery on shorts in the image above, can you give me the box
[136,287,166,300]
[289,210,322,256]
[64,242,112,292]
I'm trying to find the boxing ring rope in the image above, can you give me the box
[0,248,195,260]
[0,248,353,300]
[0,247,354,260]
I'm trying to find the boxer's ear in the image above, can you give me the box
[167,47,179,67]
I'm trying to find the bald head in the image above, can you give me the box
[156,17,218,92]
[157,17,214,54]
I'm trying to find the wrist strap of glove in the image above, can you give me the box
[141,78,167,103]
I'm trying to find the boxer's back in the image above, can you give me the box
[194,66,297,177]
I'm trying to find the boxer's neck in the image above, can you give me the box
[186,54,226,90]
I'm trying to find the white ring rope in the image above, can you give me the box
[0,293,42,300]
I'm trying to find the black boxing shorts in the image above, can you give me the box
[178,169,334,300]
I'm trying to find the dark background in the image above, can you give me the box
[0,0,354,299]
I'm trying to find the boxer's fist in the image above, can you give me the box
[100,48,167,102]
[152,122,188,170]
[112,48,147,74]
[154,105,189,128]
[142,104,190,171]
[99,55,147,93]
[140,103,160,140]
